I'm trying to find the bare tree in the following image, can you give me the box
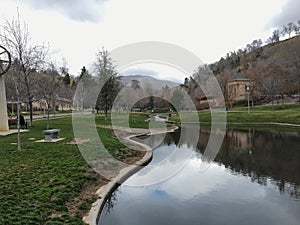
[282,22,296,38]
[297,20,300,35]
[0,13,48,126]
[57,62,75,111]
[259,63,287,112]
[36,63,62,129]
[215,70,232,107]
[294,22,300,35]
[266,29,280,45]
[245,64,261,106]
[143,81,155,109]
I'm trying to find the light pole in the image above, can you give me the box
[245,85,250,114]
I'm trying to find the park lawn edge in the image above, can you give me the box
[168,103,300,131]
[0,115,150,225]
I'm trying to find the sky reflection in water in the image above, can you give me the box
[99,128,300,225]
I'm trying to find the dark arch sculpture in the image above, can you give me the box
[0,45,11,76]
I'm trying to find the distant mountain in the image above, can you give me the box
[119,75,179,90]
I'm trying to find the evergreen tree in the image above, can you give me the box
[93,48,120,120]
[171,88,184,110]
[63,73,71,86]
[131,79,140,89]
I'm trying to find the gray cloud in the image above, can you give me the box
[21,0,107,22]
[269,0,300,28]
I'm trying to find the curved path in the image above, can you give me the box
[83,125,178,225]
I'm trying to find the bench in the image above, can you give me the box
[43,129,61,142]
[8,118,28,129]
[8,118,18,126]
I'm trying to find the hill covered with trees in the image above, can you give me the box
[210,35,300,99]
[183,20,300,108]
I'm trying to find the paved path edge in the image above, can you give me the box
[83,126,178,225]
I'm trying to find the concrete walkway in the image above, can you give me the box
[24,111,90,120]
[0,129,29,136]
[179,121,300,127]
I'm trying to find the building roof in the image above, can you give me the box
[232,77,251,81]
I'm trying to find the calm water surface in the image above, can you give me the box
[99,128,300,225]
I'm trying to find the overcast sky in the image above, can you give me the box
[0,0,299,82]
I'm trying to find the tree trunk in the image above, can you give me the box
[251,92,254,107]
[17,100,21,151]
[47,106,50,130]
[53,99,56,117]
[104,105,108,121]
[271,95,274,113]
[29,100,33,127]
[281,94,284,106]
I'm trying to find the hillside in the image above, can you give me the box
[210,35,300,91]
[207,35,300,105]
[119,75,179,90]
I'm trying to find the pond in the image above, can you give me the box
[98,127,300,225]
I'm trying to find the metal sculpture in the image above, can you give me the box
[0,45,11,76]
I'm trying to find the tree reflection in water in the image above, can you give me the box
[102,127,300,218]
[175,127,300,199]
[103,190,118,215]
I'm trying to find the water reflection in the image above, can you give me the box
[99,128,300,225]
[190,128,300,198]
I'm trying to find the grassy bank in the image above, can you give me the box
[0,114,146,225]
[169,104,300,126]
[227,104,300,124]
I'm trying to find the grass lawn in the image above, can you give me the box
[227,104,300,124]
[169,104,300,126]
[0,114,148,225]
[1,117,93,224]
[95,112,150,128]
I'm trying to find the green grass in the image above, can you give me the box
[129,112,150,128]
[228,103,300,112]
[95,112,150,129]
[0,118,90,224]
[0,114,148,225]
[170,104,300,127]
[227,103,300,124]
